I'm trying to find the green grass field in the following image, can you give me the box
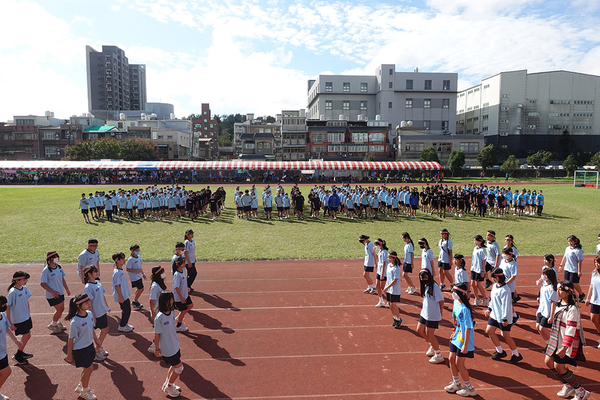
[0,183,599,264]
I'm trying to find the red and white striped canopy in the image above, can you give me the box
[0,160,441,172]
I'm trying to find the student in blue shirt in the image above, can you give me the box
[0,295,24,400]
[79,193,90,223]
[7,271,33,365]
[154,291,183,398]
[445,282,476,396]
[40,251,71,334]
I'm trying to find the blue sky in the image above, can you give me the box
[1,0,599,122]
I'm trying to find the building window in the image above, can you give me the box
[360,101,367,111]
[406,80,413,90]
[327,132,344,143]
[325,82,332,92]
[389,82,393,89]
[459,142,479,152]
[405,99,413,108]
[343,82,350,92]
[43,132,56,140]
[325,100,332,110]
[360,82,368,93]
[405,142,424,152]
[389,68,393,75]
[369,132,385,143]
[352,132,368,143]
[388,102,392,108]
[343,101,350,110]
[424,99,431,108]
[443,80,450,90]
[424,80,432,90]
[442,99,449,109]
[501,106,509,111]
[502,94,510,98]
[442,121,449,131]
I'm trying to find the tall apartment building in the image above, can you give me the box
[456,70,600,156]
[192,103,219,160]
[86,45,147,119]
[280,110,307,160]
[307,64,457,137]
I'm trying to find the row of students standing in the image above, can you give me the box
[357,232,600,399]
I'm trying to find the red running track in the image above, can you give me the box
[0,256,598,399]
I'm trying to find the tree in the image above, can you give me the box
[447,150,465,177]
[420,147,440,163]
[477,144,496,170]
[586,151,600,170]
[363,154,375,162]
[526,151,552,168]
[562,155,578,177]
[501,155,520,177]
[63,138,159,161]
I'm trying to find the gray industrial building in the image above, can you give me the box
[86,45,147,120]
[307,64,458,138]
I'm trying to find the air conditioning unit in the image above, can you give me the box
[516,126,522,130]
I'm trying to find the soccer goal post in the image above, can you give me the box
[574,169,599,188]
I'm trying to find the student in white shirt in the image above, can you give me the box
[83,267,110,362]
[111,253,133,333]
[126,245,146,310]
[453,254,470,293]
[438,229,453,290]
[584,254,600,349]
[418,238,435,278]
[471,235,487,306]
[359,235,377,294]
[536,267,558,347]
[40,251,70,334]
[184,230,197,292]
[172,256,193,333]
[558,235,586,302]
[417,269,445,364]
[7,271,33,365]
[154,291,183,398]
[0,295,24,400]
[401,233,417,294]
[383,251,403,328]
[147,266,167,354]
[374,239,389,308]
[64,293,100,400]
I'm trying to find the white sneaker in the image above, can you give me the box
[147,342,156,353]
[456,386,477,397]
[163,384,181,398]
[176,323,188,332]
[78,389,97,400]
[364,287,372,293]
[483,297,490,307]
[575,389,591,400]
[75,382,83,393]
[597,340,600,349]
[474,298,483,306]
[429,353,444,364]
[100,347,108,357]
[94,351,106,361]
[557,384,576,398]
[117,324,134,332]
[375,299,385,308]
[405,287,411,293]
[425,345,435,357]
[445,382,462,393]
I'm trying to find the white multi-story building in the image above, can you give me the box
[307,64,458,138]
[456,70,600,156]
[280,110,307,160]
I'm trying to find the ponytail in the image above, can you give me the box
[65,293,89,321]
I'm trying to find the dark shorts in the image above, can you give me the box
[536,312,552,328]
[131,279,144,289]
[47,294,65,307]
[449,342,474,358]
[563,271,580,284]
[94,314,108,330]
[386,293,401,303]
[277,207,284,212]
[411,205,418,210]
[243,205,251,212]
[487,317,512,331]
[14,318,32,336]
[0,355,8,370]
[376,274,387,281]
[402,262,413,273]
[418,316,439,329]
[236,206,243,211]
[175,296,192,311]
[284,207,290,211]
[471,270,484,282]
[81,209,89,214]
[438,261,451,271]
[73,343,95,368]
[264,207,272,212]
[372,207,378,211]
[252,207,258,211]
[364,265,374,272]
[590,304,600,314]
[162,349,182,366]
[169,207,176,212]
[485,262,493,273]
[90,207,96,211]
[552,351,577,367]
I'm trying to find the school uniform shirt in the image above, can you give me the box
[386,264,401,295]
[126,255,143,282]
[69,311,95,351]
[404,242,414,264]
[455,268,469,284]
[40,265,66,299]
[173,270,189,302]
[420,248,434,274]
[185,239,196,264]
[537,283,558,319]
[596,243,600,254]
[150,282,164,306]
[420,283,444,322]
[112,268,131,302]
[363,241,375,267]
[376,249,388,276]
[471,247,486,274]
[0,313,11,359]
[486,240,500,267]
[84,281,109,318]
[489,283,512,323]
[438,239,453,264]
[589,273,600,306]
[563,246,584,273]
[80,198,89,210]
[499,259,518,293]
[154,311,180,358]
[7,286,32,324]
[451,301,475,352]
[78,249,100,278]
